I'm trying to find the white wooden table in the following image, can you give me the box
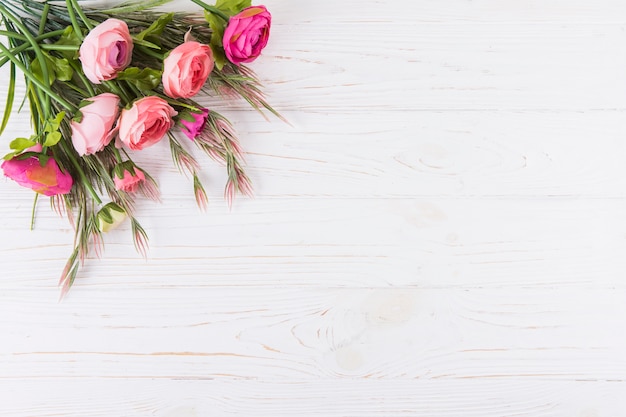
[2,1,626,415]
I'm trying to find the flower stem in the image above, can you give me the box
[113,147,123,163]
[189,0,230,22]
[0,3,52,115]
[59,140,102,205]
[0,43,77,112]
[38,3,50,36]
[68,60,96,97]
[69,0,94,30]
[65,0,84,41]
[30,193,39,231]
[136,45,165,60]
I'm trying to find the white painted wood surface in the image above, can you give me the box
[2,1,626,415]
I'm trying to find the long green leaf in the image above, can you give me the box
[0,61,16,135]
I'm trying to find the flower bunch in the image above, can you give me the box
[0,0,279,296]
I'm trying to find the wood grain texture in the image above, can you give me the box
[1,0,626,416]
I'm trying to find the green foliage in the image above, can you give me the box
[9,137,37,152]
[0,62,16,136]
[203,0,250,69]
[31,52,74,85]
[134,13,174,48]
[55,26,82,59]
[214,0,251,14]
[116,67,163,90]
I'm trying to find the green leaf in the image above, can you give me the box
[0,62,15,136]
[44,111,65,133]
[135,13,174,47]
[30,52,73,85]
[30,55,55,86]
[213,48,226,71]
[205,10,227,70]
[55,26,82,60]
[50,56,73,81]
[116,67,163,91]
[3,151,18,161]
[38,154,49,167]
[215,0,251,14]
[9,137,37,151]
[44,131,62,147]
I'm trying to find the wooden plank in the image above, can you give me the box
[1,198,625,290]
[3,110,626,199]
[1,288,624,380]
[2,379,625,416]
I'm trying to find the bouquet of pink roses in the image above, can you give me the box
[0,0,279,296]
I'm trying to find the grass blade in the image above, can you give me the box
[0,61,16,135]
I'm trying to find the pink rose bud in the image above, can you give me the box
[223,6,271,65]
[79,18,133,84]
[71,93,120,156]
[163,42,214,99]
[117,96,177,151]
[114,167,145,193]
[180,108,209,140]
[1,145,73,196]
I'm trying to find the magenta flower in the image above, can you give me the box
[223,6,271,65]
[1,146,73,196]
[180,108,209,140]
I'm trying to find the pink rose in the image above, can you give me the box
[180,108,209,140]
[79,18,133,84]
[1,145,73,196]
[114,167,145,193]
[118,96,177,150]
[71,93,120,156]
[223,6,271,65]
[163,42,214,99]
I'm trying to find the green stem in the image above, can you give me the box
[189,0,230,22]
[157,94,202,111]
[136,45,164,60]
[65,0,84,41]
[30,193,39,231]
[70,0,94,30]
[40,45,79,51]
[59,140,102,205]
[0,4,52,115]
[0,43,77,112]
[68,59,96,96]
[38,3,50,36]
[103,81,131,103]
[0,30,72,68]
[113,147,123,163]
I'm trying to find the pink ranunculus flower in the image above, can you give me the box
[79,18,133,84]
[71,93,120,156]
[223,6,271,65]
[114,167,145,193]
[117,96,177,151]
[180,108,209,140]
[1,145,73,196]
[163,42,214,99]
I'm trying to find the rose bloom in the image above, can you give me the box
[118,96,177,150]
[163,42,214,99]
[180,108,209,140]
[71,93,120,156]
[1,145,73,196]
[114,168,145,193]
[79,18,133,84]
[223,6,271,65]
